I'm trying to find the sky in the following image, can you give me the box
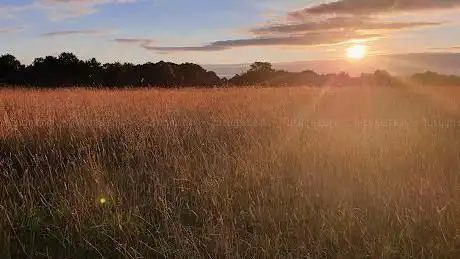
[1,0,460,66]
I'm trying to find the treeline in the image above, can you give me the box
[1,53,460,88]
[229,62,460,87]
[0,53,221,88]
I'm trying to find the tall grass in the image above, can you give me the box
[0,87,459,258]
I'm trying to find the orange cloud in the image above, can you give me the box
[252,16,441,35]
[141,31,380,52]
[290,0,460,17]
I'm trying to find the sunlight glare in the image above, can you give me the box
[346,44,367,60]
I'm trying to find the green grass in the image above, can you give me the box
[0,86,459,258]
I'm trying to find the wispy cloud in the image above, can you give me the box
[114,38,156,44]
[40,29,115,37]
[142,31,380,53]
[40,0,137,20]
[430,46,460,51]
[252,16,442,35]
[233,0,450,55]
[290,0,460,17]
[0,4,32,19]
[0,27,25,33]
[0,0,137,20]
[39,0,136,6]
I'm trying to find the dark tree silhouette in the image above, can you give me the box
[0,52,223,88]
[229,62,446,87]
[412,71,460,86]
[1,53,460,88]
[0,54,24,85]
[84,58,103,87]
[249,62,274,73]
[230,62,278,85]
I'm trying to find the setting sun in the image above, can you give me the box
[346,44,367,60]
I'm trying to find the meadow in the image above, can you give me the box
[0,86,459,258]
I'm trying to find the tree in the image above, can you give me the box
[249,62,274,73]
[0,54,23,85]
[373,70,394,86]
[229,62,277,85]
[28,56,60,86]
[102,62,137,87]
[58,52,79,65]
[178,63,221,86]
[84,58,103,87]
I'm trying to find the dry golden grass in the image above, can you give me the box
[0,86,459,258]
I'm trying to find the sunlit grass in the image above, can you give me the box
[0,86,459,258]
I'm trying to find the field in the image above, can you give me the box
[1,86,459,258]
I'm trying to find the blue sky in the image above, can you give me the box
[1,0,460,65]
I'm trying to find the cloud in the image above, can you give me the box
[252,16,442,35]
[39,0,137,20]
[239,1,450,54]
[0,27,24,33]
[114,38,156,44]
[40,0,136,5]
[0,0,137,20]
[40,29,114,37]
[141,31,380,53]
[43,6,98,20]
[290,0,460,16]
[0,4,32,19]
[430,46,460,51]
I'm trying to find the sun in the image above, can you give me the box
[346,44,367,60]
